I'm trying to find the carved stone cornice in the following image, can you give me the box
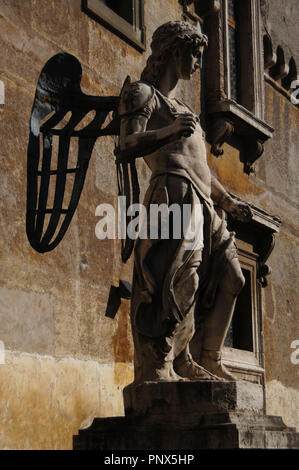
[208,100,274,174]
[209,117,234,157]
[227,195,281,287]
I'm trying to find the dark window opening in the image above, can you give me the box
[223,0,260,114]
[225,268,254,351]
[99,0,134,25]
[228,0,239,102]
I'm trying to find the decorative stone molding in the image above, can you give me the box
[260,1,299,100]
[263,37,299,96]
[282,58,298,91]
[269,46,289,80]
[208,99,274,174]
[227,195,281,288]
[263,33,277,70]
[209,117,234,157]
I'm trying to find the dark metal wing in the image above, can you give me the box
[26,52,120,253]
[116,157,140,263]
[114,76,140,264]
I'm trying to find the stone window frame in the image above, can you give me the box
[180,0,274,174]
[222,199,281,384]
[82,0,146,52]
[222,0,263,116]
[223,240,263,384]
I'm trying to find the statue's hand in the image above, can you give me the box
[171,113,197,138]
[222,197,253,222]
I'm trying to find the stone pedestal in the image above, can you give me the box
[73,381,299,449]
[123,381,264,423]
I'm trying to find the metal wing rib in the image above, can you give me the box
[26,52,120,253]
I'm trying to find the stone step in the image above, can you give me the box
[198,412,296,432]
[73,414,299,449]
[73,381,299,449]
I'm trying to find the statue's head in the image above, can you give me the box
[141,21,208,87]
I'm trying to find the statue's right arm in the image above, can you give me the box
[118,82,197,160]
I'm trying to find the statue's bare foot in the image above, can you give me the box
[174,354,223,381]
[140,361,188,383]
[199,350,237,381]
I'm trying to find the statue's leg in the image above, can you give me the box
[131,304,219,383]
[172,252,220,381]
[131,323,185,384]
[131,253,204,383]
[199,256,245,380]
[130,233,191,384]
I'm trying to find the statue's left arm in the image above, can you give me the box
[211,175,252,222]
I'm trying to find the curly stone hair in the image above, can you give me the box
[141,21,208,87]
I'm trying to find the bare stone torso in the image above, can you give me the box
[144,93,212,202]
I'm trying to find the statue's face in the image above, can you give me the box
[173,42,204,80]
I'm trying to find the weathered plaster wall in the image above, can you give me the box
[251,0,299,429]
[0,0,298,449]
[0,0,183,450]
[0,352,132,449]
[256,83,299,430]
